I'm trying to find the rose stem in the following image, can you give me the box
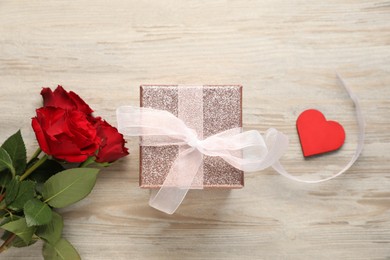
[0,233,16,253]
[20,155,48,181]
[27,148,42,165]
[79,156,96,168]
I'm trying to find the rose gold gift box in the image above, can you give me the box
[140,85,243,189]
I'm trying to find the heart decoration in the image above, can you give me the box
[296,109,345,157]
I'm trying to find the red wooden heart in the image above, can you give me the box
[296,109,345,157]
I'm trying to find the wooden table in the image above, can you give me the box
[1,1,389,259]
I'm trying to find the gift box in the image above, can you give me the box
[140,85,244,189]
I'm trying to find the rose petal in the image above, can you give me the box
[41,85,93,114]
[31,116,51,155]
[94,119,128,163]
[68,91,93,114]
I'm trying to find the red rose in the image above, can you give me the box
[33,85,129,163]
[41,85,93,114]
[32,107,101,162]
[92,117,129,163]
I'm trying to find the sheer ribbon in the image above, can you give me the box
[271,74,365,183]
[117,106,288,214]
[116,75,365,214]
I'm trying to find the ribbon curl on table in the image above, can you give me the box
[116,74,365,214]
[272,74,365,183]
[116,106,289,214]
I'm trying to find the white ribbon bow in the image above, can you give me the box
[116,107,289,214]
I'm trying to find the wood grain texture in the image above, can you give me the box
[1,0,389,259]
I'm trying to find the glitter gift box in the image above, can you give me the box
[140,85,243,189]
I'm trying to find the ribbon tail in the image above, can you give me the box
[149,147,203,214]
[271,73,365,183]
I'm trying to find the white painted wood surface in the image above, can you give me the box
[1,0,389,259]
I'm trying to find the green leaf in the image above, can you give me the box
[0,169,12,188]
[0,147,15,176]
[1,218,36,244]
[24,198,52,227]
[43,238,81,260]
[1,130,27,175]
[29,159,65,184]
[8,180,36,211]
[4,178,20,205]
[12,235,39,248]
[36,211,63,244]
[0,215,21,226]
[42,168,99,208]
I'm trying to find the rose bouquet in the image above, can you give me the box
[0,86,128,259]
